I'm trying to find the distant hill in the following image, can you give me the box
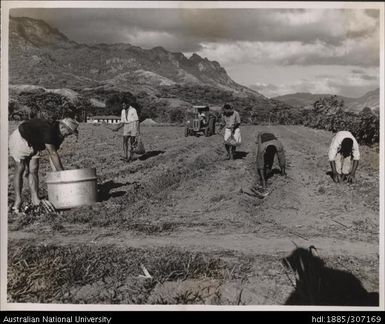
[273,88,379,114]
[345,88,379,114]
[272,92,346,108]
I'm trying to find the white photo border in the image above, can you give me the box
[1,0,384,311]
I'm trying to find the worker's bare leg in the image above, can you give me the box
[258,169,266,188]
[224,144,231,159]
[230,146,236,160]
[128,136,135,162]
[13,159,26,210]
[123,136,129,160]
[28,158,41,206]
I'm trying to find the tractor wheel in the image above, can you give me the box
[184,127,189,137]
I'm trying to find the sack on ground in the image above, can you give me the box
[132,137,146,155]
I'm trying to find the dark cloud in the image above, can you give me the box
[196,35,379,68]
[10,8,379,46]
[9,8,380,67]
[279,50,379,67]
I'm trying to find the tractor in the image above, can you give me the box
[184,105,217,137]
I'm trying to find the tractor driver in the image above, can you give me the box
[199,111,206,126]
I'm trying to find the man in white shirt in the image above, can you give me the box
[219,104,241,160]
[113,102,140,162]
[328,131,360,183]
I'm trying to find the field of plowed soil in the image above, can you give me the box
[7,123,380,305]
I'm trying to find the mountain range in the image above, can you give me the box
[9,16,261,98]
[272,88,379,114]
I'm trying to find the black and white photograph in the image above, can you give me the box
[0,1,384,311]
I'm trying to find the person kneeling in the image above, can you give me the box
[328,131,360,184]
[256,132,286,189]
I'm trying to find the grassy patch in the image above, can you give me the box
[8,243,249,304]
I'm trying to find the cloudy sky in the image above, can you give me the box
[11,7,381,98]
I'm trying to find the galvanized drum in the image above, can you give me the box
[46,168,97,209]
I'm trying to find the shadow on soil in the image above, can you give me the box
[138,150,165,161]
[282,247,379,306]
[234,151,249,160]
[326,171,335,181]
[97,180,129,202]
[265,168,282,180]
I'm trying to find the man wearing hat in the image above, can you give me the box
[113,102,140,162]
[9,117,79,214]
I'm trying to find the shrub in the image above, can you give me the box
[269,96,379,145]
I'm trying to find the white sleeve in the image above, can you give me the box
[328,135,340,161]
[121,110,126,123]
[352,137,360,160]
[235,111,241,124]
[133,109,139,122]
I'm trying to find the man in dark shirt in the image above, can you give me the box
[256,132,286,188]
[9,118,79,214]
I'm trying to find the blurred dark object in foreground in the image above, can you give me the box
[282,246,379,306]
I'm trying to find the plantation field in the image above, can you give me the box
[6,123,380,305]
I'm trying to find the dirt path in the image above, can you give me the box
[10,229,377,257]
[7,124,380,304]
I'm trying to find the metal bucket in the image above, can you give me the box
[46,168,97,209]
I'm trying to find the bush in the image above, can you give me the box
[169,109,184,123]
[105,92,139,116]
[269,96,379,145]
[11,92,87,121]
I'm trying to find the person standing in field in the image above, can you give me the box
[113,102,140,162]
[328,131,360,184]
[9,117,79,214]
[220,103,241,160]
[256,131,286,189]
